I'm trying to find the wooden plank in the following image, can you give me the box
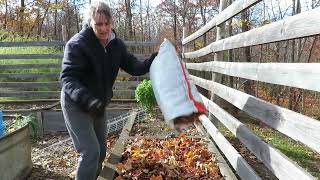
[0,64,60,70]
[0,90,135,98]
[0,72,147,79]
[0,81,138,88]
[191,75,320,153]
[0,72,59,79]
[183,7,320,58]
[0,41,158,47]
[0,98,136,104]
[201,96,316,180]
[0,81,60,88]
[124,41,160,46]
[0,54,149,60]
[99,111,138,179]
[0,54,63,59]
[0,41,65,47]
[193,121,238,180]
[186,62,320,92]
[198,115,261,180]
[182,0,261,45]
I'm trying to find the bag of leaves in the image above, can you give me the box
[150,39,208,131]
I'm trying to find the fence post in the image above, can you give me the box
[209,0,228,124]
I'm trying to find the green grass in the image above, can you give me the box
[218,112,320,178]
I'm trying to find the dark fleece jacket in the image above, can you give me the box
[60,25,151,112]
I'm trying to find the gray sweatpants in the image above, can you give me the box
[61,91,106,180]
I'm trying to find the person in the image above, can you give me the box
[60,1,157,179]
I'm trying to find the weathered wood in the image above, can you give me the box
[0,64,60,70]
[182,0,261,45]
[0,81,139,88]
[0,54,63,59]
[99,111,138,179]
[0,98,136,104]
[0,90,135,98]
[191,75,320,153]
[124,40,160,46]
[193,121,238,180]
[183,7,320,58]
[0,41,65,47]
[0,125,32,180]
[0,41,158,47]
[0,54,149,60]
[201,95,316,180]
[198,115,261,180]
[0,82,60,88]
[186,62,320,92]
[0,72,60,79]
[0,72,148,79]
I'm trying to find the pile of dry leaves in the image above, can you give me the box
[115,134,224,180]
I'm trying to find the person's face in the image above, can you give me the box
[90,14,112,44]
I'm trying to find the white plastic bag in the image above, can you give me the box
[150,39,208,129]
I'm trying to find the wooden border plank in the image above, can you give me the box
[186,62,320,92]
[190,75,320,153]
[183,7,320,58]
[200,96,315,180]
[98,111,138,180]
[182,0,261,45]
[198,115,261,180]
[193,121,238,180]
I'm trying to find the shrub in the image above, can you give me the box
[135,80,156,114]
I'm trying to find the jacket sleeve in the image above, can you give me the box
[119,40,151,76]
[60,41,94,107]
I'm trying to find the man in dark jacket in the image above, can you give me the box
[60,1,157,180]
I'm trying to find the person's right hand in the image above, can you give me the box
[86,98,103,117]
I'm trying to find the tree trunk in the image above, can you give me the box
[125,0,133,40]
[139,0,144,41]
[4,0,8,29]
[20,0,25,33]
[242,10,255,96]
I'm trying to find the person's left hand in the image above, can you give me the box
[147,52,158,67]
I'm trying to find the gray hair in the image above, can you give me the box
[86,1,113,27]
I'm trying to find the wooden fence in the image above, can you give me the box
[0,40,158,101]
[182,0,320,179]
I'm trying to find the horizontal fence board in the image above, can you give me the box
[0,64,60,70]
[182,0,261,45]
[0,81,139,88]
[0,90,135,98]
[186,62,320,92]
[0,71,148,79]
[183,7,320,58]
[191,75,320,153]
[0,54,63,59]
[0,54,149,60]
[0,41,65,47]
[124,41,160,46]
[0,41,159,47]
[0,72,59,79]
[198,115,261,180]
[200,95,315,180]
